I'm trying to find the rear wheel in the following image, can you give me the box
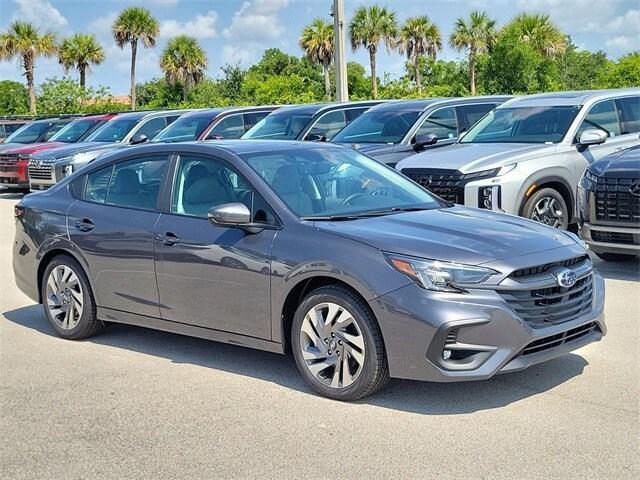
[595,252,638,262]
[291,285,389,400]
[523,188,569,230]
[41,255,102,339]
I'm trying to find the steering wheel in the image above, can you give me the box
[340,188,390,206]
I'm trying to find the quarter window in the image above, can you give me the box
[85,165,113,204]
[416,107,458,140]
[577,100,621,138]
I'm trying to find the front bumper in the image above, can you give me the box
[579,222,640,256]
[0,159,29,188]
[369,270,605,383]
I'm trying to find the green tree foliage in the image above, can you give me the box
[300,19,334,101]
[58,33,105,88]
[112,6,159,110]
[556,45,610,90]
[0,21,57,113]
[37,77,124,114]
[160,35,208,101]
[503,13,567,57]
[397,16,442,94]
[603,52,640,88]
[0,80,29,114]
[135,78,183,108]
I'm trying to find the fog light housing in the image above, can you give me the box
[442,349,452,360]
[478,185,501,211]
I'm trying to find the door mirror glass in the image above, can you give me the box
[305,129,327,142]
[578,128,607,146]
[208,203,252,226]
[130,133,148,145]
[413,133,438,151]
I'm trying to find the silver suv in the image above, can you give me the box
[396,89,640,229]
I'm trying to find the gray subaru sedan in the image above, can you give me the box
[12,141,605,400]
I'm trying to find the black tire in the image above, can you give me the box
[291,285,390,400]
[595,252,638,262]
[523,187,569,230]
[41,255,103,340]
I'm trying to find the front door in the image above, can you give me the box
[67,154,170,317]
[154,154,277,339]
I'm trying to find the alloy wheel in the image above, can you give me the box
[45,265,83,330]
[299,302,365,389]
[531,196,565,228]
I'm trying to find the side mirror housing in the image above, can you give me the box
[305,130,327,142]
[413,133,438,151]
[130,133,148,145]
[208,203,264,233]
[578,128,607,147]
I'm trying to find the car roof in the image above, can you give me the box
[271,101,382,115]
[179,105,280,119]
[367,96,511,113]
[500,88,640,108]
[110,110,189,121]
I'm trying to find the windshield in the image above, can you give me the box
[332,109,421,144]
[4,121,53,144]
[48,118,103,143]
[86,119,139,142]
[241,112,313,140]
[153,113,215,142]
[460,106,580,144]
[241,146,443,218]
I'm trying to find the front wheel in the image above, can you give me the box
[291,286,389,401]
[523,188,569,230]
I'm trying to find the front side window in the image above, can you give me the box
[83,156,168,210]
[242,146,443,218]
[86,119,139,142]
[42,121,69,141]
[331,109,421,144]
[416,107,458,140]
[243,111,270,131]
[307,110,347,140]
[616,96,640,134]
[154,113,216,143]
[136,117,168,140]
[172,155,276,224]
[206,114,245,139]
[241,112,313,140]
[461,106,580,144]
[3,121,53,144]
[577,100,621,139]
[456,103,496,131]
[48,119,103,143]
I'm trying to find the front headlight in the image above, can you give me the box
[579,169,597,190]
[384,253,499,293]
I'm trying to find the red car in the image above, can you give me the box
[0,114,114,190]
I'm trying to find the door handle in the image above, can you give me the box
[157,232,180,246]
[74,218,94,232]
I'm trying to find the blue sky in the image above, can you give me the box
[1,0,638,94]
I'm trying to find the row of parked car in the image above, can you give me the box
[2,88,639,260]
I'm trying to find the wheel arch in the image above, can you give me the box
[517,174,576,223]
[36,244,95,304]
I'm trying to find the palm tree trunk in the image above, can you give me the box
[414,56,422,95]
[130,40,137,110]
[469,48,476,96]
[24,55,36,114]
[369,48,378,99]
[80,66,86,90]
[182,79,188,102]
[322,62,331,101]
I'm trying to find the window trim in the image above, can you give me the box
[201,112,246,140]
[301,106,373,140]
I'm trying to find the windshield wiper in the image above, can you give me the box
[301,214,362,221]
[302,206,433,221]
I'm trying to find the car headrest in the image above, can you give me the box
[111,169,139,194]
[271,165,301,195]
[184,176,223,204]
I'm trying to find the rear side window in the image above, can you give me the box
[83,156,168,210]
[308,110,347,140]
[206,114,245,139]
[616,96,640,134]
[456,104,496,132]
[416,107,458,140]
[577,100,621,138]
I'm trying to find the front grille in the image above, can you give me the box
[403,169,464,203]
[593,176,640,223]
[500,274,594,329]
[509,255,589,279]
[27,158,55,181]
[0,154,18,171]
[520,322,600,356]
[591,230,636,245]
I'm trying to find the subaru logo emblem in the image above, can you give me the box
[556,269,577,288]
[630,182,640,198]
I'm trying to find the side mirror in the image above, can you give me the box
[305,130,327,142]
[130,133,148,145]
[208,203,251,226]
[413,133,438,151]
[578,128,607,147]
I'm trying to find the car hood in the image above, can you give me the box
[315,206,577,265]
[30,141,115,159]
[0,142,65,155]
[336,142,397,155]
[589,145,640,178]
[396,143,556,173]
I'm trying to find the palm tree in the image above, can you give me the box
[349,5,398,99]
[449,11,496,95]
[58,33,105,89]
[112,6,159,110]
[506,13,567,57]
[0,21,56,114]
[397,16,442,94]
[300,19,334,101]
[160,35,208,101]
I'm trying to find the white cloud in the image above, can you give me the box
[160,10,218,39]
[605,9,640,34]
[221,45,254,66]
[605,35,640,51]
[223,0,290,41]
[87,12,118,40]
[11,0,68,31]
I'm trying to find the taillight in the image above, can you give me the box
[14,205,25,220]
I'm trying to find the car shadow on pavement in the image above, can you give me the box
[590,254,640,282]
[4,304,589,415]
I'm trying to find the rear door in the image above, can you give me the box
[67,154,170,317]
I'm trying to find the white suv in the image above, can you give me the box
[396,89,640,229]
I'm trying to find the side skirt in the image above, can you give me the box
[97,307,285,354]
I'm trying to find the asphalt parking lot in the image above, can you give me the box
[0,189,638,480]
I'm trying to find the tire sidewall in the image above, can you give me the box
[524,188,569,230]
[291,289,381,401]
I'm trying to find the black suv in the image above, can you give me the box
[578,143,640,261]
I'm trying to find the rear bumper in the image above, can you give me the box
[579,222,640,256]
[370,272,605,383]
